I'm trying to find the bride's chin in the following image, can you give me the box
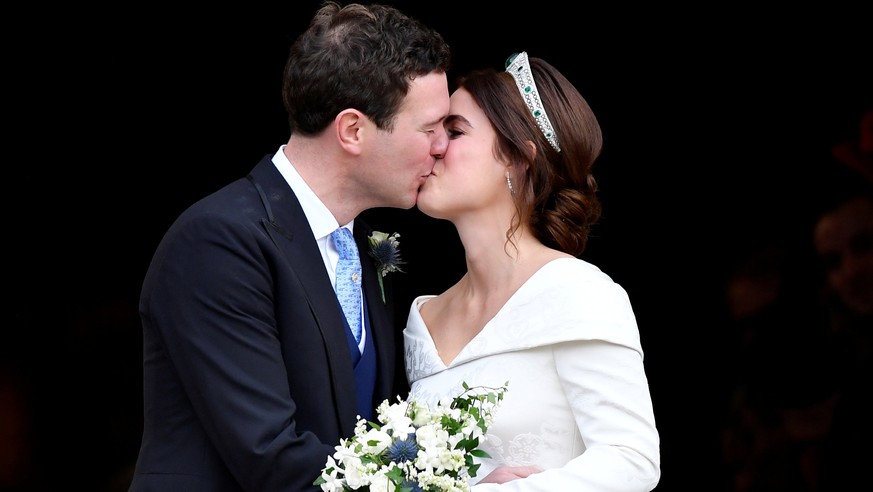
[415,198,436,217]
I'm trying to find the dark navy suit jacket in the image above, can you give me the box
[129,155,403,491]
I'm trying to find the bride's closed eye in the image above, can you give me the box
[443,114,470,140]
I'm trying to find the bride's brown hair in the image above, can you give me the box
[455,55,603,257]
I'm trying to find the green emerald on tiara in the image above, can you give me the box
[504,51,561,152]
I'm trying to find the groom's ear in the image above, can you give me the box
[334,109,367,156]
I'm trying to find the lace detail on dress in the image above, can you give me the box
[405,338,443,384]
[481,422,579,469]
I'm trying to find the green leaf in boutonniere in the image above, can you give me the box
[367,231,404,304]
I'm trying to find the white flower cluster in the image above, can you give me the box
[315,382,508,492]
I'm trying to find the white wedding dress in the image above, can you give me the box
[404,258,660,491]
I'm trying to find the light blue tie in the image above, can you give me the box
[331,227,362,344]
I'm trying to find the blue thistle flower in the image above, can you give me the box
[370,239,402,272]
[368,231,405,303]
[400,480,425,492]
[385,433,418,463]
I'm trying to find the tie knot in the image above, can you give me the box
[332,227,358,259]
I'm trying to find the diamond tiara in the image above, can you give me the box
[505,52,561,152]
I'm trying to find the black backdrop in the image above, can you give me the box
[7,1,872,490]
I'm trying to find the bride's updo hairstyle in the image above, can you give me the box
[455,53,603,257]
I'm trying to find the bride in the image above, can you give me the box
[404,52,660,491]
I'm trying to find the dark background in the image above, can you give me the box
[6,1,872,490]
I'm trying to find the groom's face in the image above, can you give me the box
[363,72,450,210]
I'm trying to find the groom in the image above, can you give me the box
[128,2,451,491]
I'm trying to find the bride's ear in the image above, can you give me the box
[524,140,536,166]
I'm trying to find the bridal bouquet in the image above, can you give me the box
[314,382,508,492]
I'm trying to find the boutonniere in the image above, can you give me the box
[367,231,404,303]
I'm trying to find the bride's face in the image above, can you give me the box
[416,88,510,221]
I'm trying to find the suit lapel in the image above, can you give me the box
[355,224,395,399]
[247,157,359,434]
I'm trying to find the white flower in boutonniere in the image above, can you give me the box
[368,231,404,304]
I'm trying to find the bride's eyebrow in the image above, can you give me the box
[444,114,471,127]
